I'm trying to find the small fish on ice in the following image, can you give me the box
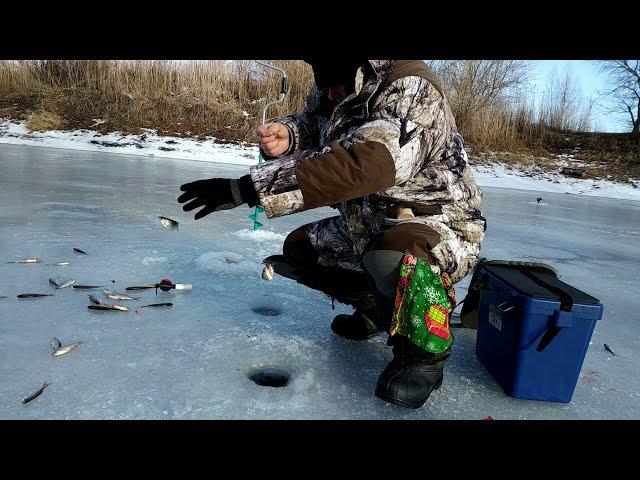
[73,284,105,290]
[7,258,42,264]
[88,294,102,305]
[50,278,75,289]
[88,304,129,312]
[262,264,275,281]
[103,289,138,301]
[22,382,50,405]
[52,341,83,357]
[159,216,179,231]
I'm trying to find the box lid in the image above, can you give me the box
[482,265,600,306]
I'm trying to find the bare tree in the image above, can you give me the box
[537,66,593,132]
[599,60,640,134]
[428,60,530,128]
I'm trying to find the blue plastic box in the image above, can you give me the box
[474,264,604,403]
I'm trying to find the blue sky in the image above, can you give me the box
[528,60,622,132]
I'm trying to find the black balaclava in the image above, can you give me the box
[304,59,366,93]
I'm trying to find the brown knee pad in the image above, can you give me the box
[368,222,441,264]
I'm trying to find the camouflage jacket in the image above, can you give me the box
[249,60,486,282]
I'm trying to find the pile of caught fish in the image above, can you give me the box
[5,241,189,406]
[10,216,280,407]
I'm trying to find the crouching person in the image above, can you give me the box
[178,60,486,409]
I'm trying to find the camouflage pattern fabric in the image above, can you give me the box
[250,60,485,283]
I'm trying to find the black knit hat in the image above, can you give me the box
[304,59,366,90]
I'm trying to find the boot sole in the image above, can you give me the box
[375,377,443,409]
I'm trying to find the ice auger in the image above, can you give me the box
[249,61,288,230]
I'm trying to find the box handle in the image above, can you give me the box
[535,326,561,352]
[531,311,574,352]
[497,301,515,313]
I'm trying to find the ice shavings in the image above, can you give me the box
[232,229,288,243]
[142,256,168,266]
[194,251,260,276]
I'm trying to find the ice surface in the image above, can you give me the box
[1,143,639,419]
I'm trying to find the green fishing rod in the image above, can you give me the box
[249,61,288,230]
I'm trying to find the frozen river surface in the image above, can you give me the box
[1,144,639,419]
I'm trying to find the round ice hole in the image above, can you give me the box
[251,306,281,317]
[248,367,291,388]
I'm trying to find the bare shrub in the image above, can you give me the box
[26,110,63,131]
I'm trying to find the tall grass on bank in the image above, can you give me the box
[0,60,313,141]
[0,60,594,152]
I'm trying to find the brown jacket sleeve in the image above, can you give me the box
[294,140,395,210]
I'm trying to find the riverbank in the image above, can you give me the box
[1,117,639,201]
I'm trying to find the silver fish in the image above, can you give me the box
[52,341,83,357]
[8,258,42,264]
[88,294,102,305]
[52,261,70,266]
[107,304,130,312]
[50,337,62,350]
[261,264,275,281]
[57,279,75,289]
[138,302,173,308]
[22,382,50,404]
[73,284,105,289]
[103,289,138,301]
[159,216,179,231]
[88,304,129,312]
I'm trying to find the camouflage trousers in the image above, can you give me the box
[281,215,475,353]
[281,215,449,319]
[284,214,480,281]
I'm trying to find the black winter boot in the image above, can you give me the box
[265,254,384,340]
[331,308,385,340]
[375,335,451,409]
[331,292,385,340]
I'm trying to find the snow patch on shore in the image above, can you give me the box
[2,118,639,202]
[471,163,640,202]
[0,118,258,165]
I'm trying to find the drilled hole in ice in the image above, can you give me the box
[251,306,281,316]
[248,367,291,388]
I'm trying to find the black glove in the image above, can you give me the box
[178,175,259,220]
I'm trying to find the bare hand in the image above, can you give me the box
[256,122,290,157]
